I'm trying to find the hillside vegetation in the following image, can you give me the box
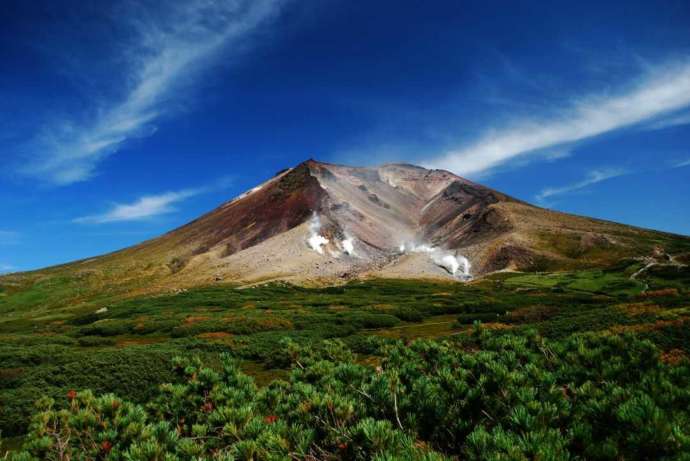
[4,331,690,460]
[1,259,689,459]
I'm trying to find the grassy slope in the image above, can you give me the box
[484,201,690,271]
[3,194,690,310]
[1,261,689,438]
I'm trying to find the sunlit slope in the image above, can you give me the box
[1,160,689,311]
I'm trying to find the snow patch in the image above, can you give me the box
[232,184,264,203]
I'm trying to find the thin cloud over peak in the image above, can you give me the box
[74,189,202,224]
[536,168,629,203]
[425,59,690,177]
[21,0,285,185]
[73,175,234,224]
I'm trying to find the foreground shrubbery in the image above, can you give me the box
[4,329,690,460]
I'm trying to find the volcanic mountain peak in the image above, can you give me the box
[167,160,484,280]
[9,159,689,293]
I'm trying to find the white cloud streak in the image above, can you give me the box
[74,175,233,224]
[426,60,690,176]
[74,189,202,224]
[23,0,284,185]
[536,168,629,203]
[646,111,690,130]
[674,158,690,168]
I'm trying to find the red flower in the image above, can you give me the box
[264,415,278,424]
[202,402,214,413]
[101,441,112,453]
[66,390,77,401]
[338,442,348,450]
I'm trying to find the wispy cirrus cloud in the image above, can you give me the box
[74,175,234,224]
[74,189,203,224]
[21,0,285,185]
[536,168,629,203]
[646,111,690,131]
[425,60,690,177]
[674,158,690,168]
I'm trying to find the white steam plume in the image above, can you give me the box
[307,214,329,255]
[341,236,357,256]
[400,242,471,278]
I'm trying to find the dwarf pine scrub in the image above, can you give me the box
[4,327,690,461]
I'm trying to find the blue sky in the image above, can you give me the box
[2,0,690,272]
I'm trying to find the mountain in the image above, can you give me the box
[3,160,690,300]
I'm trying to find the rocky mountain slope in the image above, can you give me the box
[3,160,689,298]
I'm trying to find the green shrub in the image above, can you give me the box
[77,336,116,347]
[391,307,425,322]
[0,349,178,436]
[8,331,690,460]
[76,319,135,337]
[338,312,401,329]
[455,312,504,324]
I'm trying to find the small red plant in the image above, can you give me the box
[101,440,112,453]
[264,415,278,424]
[66,389,77,401]
[202,402,214,413]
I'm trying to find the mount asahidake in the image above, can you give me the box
[5,160,689,296]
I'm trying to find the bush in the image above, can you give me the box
[391,307,425,322]
[170,317,294,338]
[77,336,116,347]
[338,312,401,329]
[7,330,690,460]
[455,312,504,324]
[0,349,178,436]
[76,319,135,337]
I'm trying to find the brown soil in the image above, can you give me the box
[479,322,513,330]
[198,332,233,339]
[609,318,688,334]
[617,303,664,316]
[660,349,688,365]
[637,288,679,299]
[184,315,210,324]
[116,338,164,348]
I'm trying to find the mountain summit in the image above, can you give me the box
[7,160,689,293]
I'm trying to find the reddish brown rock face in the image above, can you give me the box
[171,163,326,255]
